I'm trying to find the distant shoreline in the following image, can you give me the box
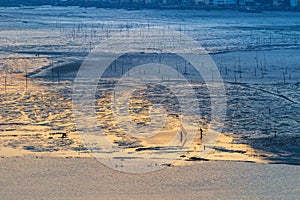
[0,4,299,12]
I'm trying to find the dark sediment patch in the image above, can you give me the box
[245,135,300,165]
[13,50,88,57]
[29,60,83,81]
[29,52,206,82]
[186,156,210,161]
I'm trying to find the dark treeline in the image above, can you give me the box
[0,0,221,10]
[0,0,298,10]
[0,0,100,7]
[0,0,156,7]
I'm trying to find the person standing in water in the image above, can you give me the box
[199,127,203,140]
[180,131,183,144]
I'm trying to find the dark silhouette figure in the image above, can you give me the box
[200,128,203,140]
[61,133,67,139]
[180,131,183,144]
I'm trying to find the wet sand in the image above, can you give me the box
[0,156,299,200]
